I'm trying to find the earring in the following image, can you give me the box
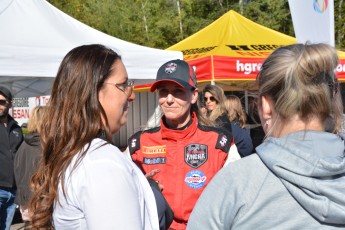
[265,118,271,125]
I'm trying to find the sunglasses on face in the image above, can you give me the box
[204,96,216,102]
[0,99,10,106]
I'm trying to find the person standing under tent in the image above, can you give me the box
[14,106,46,223]
[224,95,253,157]
[0,85,23,230]
[203,84,252,157]
[129,59,239,229]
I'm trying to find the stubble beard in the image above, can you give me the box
[0,107,9,119]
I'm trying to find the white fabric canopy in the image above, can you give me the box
[0,0,182,97]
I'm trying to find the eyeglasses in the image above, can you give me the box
[0,99,10,106]
[104,80,134,97]
[204,96,216,102]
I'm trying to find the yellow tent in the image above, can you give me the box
[166,10,297,90]
[134,10,345,91]
[169,10,345,89]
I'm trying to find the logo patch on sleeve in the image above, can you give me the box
[219,135,228,147]
[185,170,207,189]
[184,143,208,168]
[131,138,137,148]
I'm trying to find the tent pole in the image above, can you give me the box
[244,90,248,114]
[211,55,215,85]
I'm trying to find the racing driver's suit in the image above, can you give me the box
[129,113,237,229]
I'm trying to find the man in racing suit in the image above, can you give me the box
[128,59,240,230]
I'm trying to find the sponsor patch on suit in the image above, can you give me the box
[143,157,166,165]
[184,143,208,168]
[142,145,166,154]
[185,170,207,189]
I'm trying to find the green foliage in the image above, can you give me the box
[47,0,344,49]
[242,0,294,36]
[335,0,345,49]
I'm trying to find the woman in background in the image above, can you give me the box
[203,84,230,128]
[14,106,46,223]
[28,44,158,229]
[225,95,253,157]
[225,95,247,128]
[203,84,252,157]
[187,43,345,229]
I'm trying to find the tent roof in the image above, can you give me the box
[163,10,345,90]
[168,10,297,60]
[0,0,182,97]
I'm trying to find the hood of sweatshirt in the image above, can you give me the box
[24,132,40,146]
[256,130,345,225]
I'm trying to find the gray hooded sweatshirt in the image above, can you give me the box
[187,131,345,229]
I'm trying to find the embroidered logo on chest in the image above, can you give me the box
[12,130,20,138]
[184,143,208,168]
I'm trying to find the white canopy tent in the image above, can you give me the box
[0,0,182,97]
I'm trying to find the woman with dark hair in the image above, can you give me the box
[29,44,159,229]
[188,43,345,229]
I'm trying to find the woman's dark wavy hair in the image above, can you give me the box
[28,44,121,229]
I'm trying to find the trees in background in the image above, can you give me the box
[48,0,345,49]
[335,0,345,48]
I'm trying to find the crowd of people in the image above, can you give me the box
[0,42,344,230]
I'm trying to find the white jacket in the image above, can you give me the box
[53,138,159,230]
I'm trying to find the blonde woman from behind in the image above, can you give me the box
[188,43,345,229]
[225,95,247,128]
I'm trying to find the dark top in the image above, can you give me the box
[14,132,41,205]
[216,114,253,157]
[0,115,23,189]
[147,178,174,230]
